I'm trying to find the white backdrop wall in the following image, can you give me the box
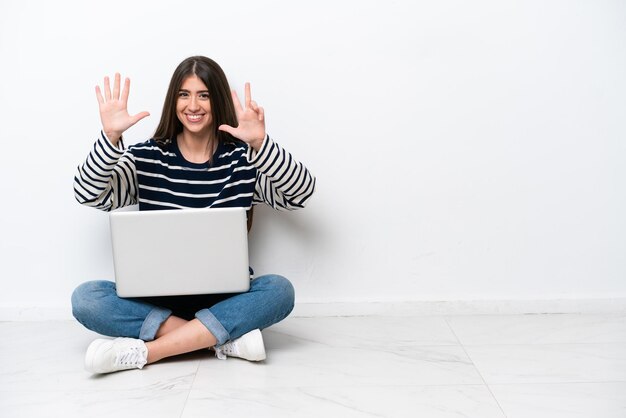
[1,0,625,318]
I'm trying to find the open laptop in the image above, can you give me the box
[110,207,250,297]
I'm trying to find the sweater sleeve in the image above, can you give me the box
[246,135,316,211]
[73,131,138,211]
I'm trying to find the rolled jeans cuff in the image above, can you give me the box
[195,308,230,346]
[139,307,172,341]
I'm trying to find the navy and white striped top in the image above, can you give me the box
[74,132,316,212]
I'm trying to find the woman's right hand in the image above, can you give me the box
[95,73,150,146]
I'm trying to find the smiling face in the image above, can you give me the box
[176,75,213,137]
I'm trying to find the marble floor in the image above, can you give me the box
[1,314,626,417]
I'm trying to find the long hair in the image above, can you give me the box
[153,56,240,147]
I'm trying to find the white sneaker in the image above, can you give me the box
[214,329,266,361]
[85,337,148,374]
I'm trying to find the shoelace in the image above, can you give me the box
[116,347,146,367]
[214,342,237,360]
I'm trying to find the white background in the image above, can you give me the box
[1,0,625,317]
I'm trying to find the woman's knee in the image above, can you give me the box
[71,280,116,322]
[254,274,295,312]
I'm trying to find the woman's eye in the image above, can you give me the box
[199,93,210,99]
[178,91,189,97]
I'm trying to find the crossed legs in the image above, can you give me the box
[146,317,215,363]
[71,274,295,369]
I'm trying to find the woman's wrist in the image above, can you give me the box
[104,130,123,146]
[249,135,266,152]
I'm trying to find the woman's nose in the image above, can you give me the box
[188,96,200,111]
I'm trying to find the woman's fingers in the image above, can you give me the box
[121,77,131,104]
[98,74,133,106]
[218,124,236,135]
[250,100,264,120]
[130,111,150,125]
[104,76,112,101]
[257,106,264,121]
[95,85,104,105]
[245,82,251,108]
[232,83,264,124]
[113,73,121,100]
[231,89,243,115]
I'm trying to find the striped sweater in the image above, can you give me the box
[74,132,316,212]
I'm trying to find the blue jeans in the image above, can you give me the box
[71,274,295,346]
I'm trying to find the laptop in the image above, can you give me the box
[110,207,250,297]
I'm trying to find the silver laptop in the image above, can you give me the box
[110,207,250,297]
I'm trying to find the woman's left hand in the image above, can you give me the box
[218,82,266,151]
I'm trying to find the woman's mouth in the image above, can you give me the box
[186,114,204,123]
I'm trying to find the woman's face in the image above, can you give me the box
[176,75,213,137]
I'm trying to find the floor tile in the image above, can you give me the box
[0,389,189,418]
[446,314,626,345]
[264,316,459,350]
[489,382,626,418]
[464,343,626,384]
[193,343,484,389]
[182,385,506,418]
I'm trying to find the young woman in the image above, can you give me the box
[72,56,315,374]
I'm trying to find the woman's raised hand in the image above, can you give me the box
[218,83,266,151]
[95,73,150,146]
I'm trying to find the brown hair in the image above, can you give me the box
[153,56,241,147]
